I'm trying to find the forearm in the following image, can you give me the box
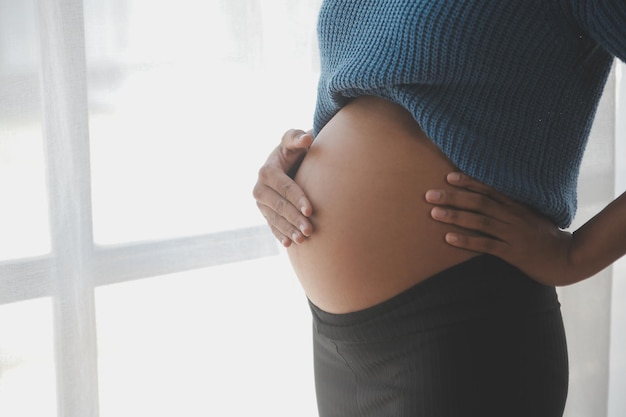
[570,191,626,280]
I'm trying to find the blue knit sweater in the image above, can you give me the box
[313,0,626,228]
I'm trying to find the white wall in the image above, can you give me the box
[608,61,626,417]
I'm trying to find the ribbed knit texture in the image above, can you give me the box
[313,0,626,228]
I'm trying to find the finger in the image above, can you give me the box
[252,128,315,244]
[270,225,292,247]
[281,129,313,147]
[425,189,509,221]
[446,172,515,205]
[258,201,309,245]
[443,232,509,258]
[430,206,507,238]
[257,164,313,217]
[254,182,313,235]
[279,129,314,161]
[268,224,308,247]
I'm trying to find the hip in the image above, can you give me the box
[311,255,569,417]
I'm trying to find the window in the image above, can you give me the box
[0,1,623,416]
[1,1,320,416]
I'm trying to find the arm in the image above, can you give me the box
[425,172,626,286]
[569,192,626,279]
[252,129,314,247]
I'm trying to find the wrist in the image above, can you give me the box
[568,229,601,282]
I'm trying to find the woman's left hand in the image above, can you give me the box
[425,172,584,286]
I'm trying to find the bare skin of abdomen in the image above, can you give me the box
[287,96,478,314]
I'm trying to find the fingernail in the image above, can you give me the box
[292,232,301,243]
[446,233,459,243]
[300,224,309,236]
[281,237,290,247]
[425,190,442,201]
[448,172,462,182]
[431,207,447,218]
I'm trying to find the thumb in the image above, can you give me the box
[276,129,312,177]
[299,129,314,147]
[280,129,312,163]
[282,129,313,152]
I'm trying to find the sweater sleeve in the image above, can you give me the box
[566,0,626,61]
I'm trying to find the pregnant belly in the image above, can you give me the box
[287,96,478,313]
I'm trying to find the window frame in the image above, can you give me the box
[0,1,276,416]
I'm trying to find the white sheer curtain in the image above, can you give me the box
[0,1,623,416]
[1,0,319,416]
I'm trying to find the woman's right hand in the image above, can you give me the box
[253,129,314,247]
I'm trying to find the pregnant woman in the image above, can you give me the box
[253,1,626,416]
